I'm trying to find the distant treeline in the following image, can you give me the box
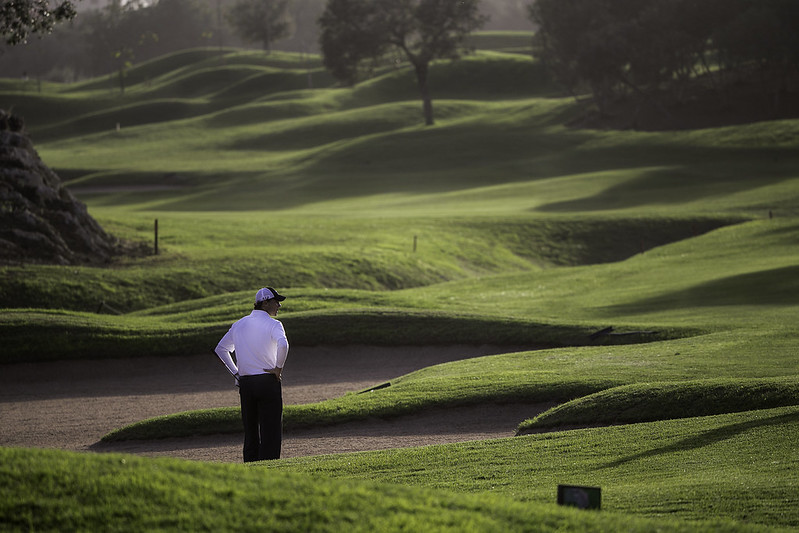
[0,0,294,82]
[0,0,532,82]
[531,0,799,121]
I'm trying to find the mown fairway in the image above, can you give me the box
[1,34,798,531]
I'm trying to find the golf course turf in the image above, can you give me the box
[1,35,798,531]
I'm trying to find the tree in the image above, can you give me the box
[227,0,292,52]
[529,0,798,121]
[81,0,139,88]
[713,0,799,110]
[0,0,77,46]
[319,0,488,126]
[80,0,216,79]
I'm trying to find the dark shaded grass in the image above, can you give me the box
[0,307,686,364]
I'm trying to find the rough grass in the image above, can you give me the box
[269,406,799,529]
[0,446,761,533]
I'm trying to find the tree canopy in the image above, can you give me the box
[529,0,799,126]
[227,0,292,52]
[79,0,216,82]
[0,0,76,46]
[319,0,487,125]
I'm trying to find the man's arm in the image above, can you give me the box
[266,328,289,381]
[214,329,239,377]
[269,366,283,381]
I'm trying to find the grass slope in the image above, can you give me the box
[268,406,799,529]
[104,327,798,441]
[2,38,799,532]
[517,377,799,433]
[1,445,767,533]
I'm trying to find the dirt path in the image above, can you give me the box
[0,345,549,463]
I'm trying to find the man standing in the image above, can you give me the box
[215,287,289,462]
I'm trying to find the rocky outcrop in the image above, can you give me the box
[0,110,121,265]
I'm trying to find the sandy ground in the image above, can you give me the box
[0,345,552,463]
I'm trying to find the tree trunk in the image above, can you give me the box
[414,61,435,126]
[118,67,125,94]
[263,25,271,54]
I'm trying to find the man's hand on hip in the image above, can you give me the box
[264,367,283,381]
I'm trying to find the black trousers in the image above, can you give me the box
[239,373,282,462]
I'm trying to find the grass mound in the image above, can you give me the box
[102,407,241,442]
[102,373,608,442]
[464,31,536,53]
[347,52,557,107]
[5,301,679,364]
[70,48,230,91]
[34,99,213,141]
[0,446,753,532]
[112,328,799,444]
[0,215,731,314]
[272,406,799,529]
[517,377,799,434]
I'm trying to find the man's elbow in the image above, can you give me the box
[214,345,230,359]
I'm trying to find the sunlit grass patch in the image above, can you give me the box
[517,377,799,434]
[270,406,799,528]
[1,445,760,533]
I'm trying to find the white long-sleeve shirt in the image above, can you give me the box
[214,310,289,377]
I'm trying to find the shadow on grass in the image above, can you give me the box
[610,265,799,312]
[602,410,799,469]
[537,147,799,213]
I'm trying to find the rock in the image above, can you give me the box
[0,110,124,265]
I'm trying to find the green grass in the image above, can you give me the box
[2,35,799,531]
[1,445,770,533]
[464,31,537,54]
[517,376,799,433]
[103,327,797,441]
[267,406,799,529]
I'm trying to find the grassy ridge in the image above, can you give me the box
[103,327,797,441]
[517,377,799,433]
[0,214,734,310]
[2,306,646,364]
[269,406,799,529]
[1,213,738,363]
[1,445,763,533]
